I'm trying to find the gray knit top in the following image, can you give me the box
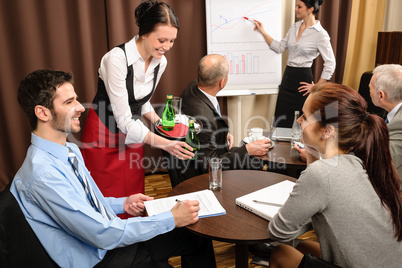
[269,154,402,268]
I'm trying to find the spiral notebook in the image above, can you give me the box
[235,180,295,221]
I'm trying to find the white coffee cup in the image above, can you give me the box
[249,127,263,141]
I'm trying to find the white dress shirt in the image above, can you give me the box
[269,20,336,80]
[98,35,167,144]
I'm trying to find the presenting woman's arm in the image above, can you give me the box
[253,19,290,54]
[253,19,274,46]
[298,32,336,96]
[318,33,336,82]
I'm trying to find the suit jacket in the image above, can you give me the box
[172,80,262,184]
[388,105,402,190]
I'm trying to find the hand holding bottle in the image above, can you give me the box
[166,140,195,160]
[185,119,200,160]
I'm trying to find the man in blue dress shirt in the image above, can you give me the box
[11,69,216,267]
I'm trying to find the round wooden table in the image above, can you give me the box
[168,170,296,267]
[260,140,306,178]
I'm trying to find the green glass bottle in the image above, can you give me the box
[161,94,175,131]
[186,119,200,160]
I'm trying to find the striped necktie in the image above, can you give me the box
[67,148,113,220]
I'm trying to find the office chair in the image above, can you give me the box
[0,182,58,267]
[358,71,387,119]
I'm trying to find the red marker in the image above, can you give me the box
[243,16,255,23]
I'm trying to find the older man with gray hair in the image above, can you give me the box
[369,64,402,189]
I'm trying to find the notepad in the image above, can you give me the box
[144,189,226,218]
[235,180,296,221]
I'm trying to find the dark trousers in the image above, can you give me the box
[94,227,216,268]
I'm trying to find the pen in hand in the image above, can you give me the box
[252,200,282,207]
[175,199,185,204]
[243,17,255,23]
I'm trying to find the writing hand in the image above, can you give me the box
[171,200,200,227]
[252,19,265,34]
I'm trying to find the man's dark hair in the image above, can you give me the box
[18,69,73,130]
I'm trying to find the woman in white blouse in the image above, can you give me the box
[254,0,335,128]
[81,0,193,217]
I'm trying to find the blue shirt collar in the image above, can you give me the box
[31,133,70,164]
[387,102,402,123]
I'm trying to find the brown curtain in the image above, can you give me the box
[0,0,207,191]
[0,0,354,191]
[312,0,353,84]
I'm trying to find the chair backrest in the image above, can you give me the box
[358,71,387,119]
[0,182,59,267]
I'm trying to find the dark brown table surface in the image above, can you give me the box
[168,170,296,267]
[258,132,307,178]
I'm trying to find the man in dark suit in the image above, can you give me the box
[173,54,271,184]
[369,64,402,189]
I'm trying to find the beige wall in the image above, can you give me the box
[227,0,295,146]
[383,0,402,31]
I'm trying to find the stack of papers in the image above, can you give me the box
[144,189,226,218]
[235,180,295,221]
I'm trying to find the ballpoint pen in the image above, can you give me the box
[175,199,184,203]
[252,200,282,207]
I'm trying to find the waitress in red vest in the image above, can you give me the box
[81,0,193,218]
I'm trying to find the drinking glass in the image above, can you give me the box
[172,97,182,124]
[209,158,222,190]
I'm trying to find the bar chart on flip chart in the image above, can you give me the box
[206,0,282,96]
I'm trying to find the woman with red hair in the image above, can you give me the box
[268,83,402,267]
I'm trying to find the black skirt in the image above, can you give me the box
[274,66,313,128]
